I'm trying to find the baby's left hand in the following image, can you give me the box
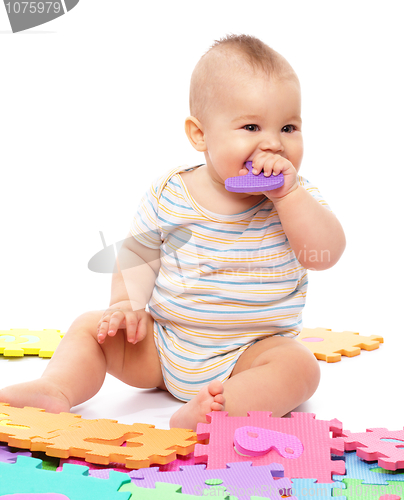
[249,152,299,200]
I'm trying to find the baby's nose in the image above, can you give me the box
[260,135,284,153]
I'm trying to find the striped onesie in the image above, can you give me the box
[130,165,330,402]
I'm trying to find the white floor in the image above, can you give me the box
[0,325,401,433]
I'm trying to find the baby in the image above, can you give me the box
[0,34,345,431]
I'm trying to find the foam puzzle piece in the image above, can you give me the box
[341,428,404,471]
[333,451,404,485]
[120,481,250,500]
[0,455,131,500]
[195,411,345,483]
[225,161,284,193]
[0,404,197,468]
[333,478,404,499]
[0,495,71,499]
[233,426,303,458]
[125,461,292,500]
[296,327,384,362]
[0,329,64,357]
[0,444,31,463]
[60,451,196,473]
[290,478,339,499]
[59,457,130,474]
[33,452,61,471]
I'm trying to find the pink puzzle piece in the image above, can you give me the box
[342,428,404,471]
[225,161,284,192]
[195,411,345,483]
[234,426,303,459]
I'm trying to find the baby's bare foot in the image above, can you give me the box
[0,378,71,414]
[169,380,225,430]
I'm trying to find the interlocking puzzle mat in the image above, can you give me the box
[119,481,240,500]
[0,455,131,500]
[0,444,31,463]
[128,461,291,500]
[333,478,404,499]
[333,451,404,485]
[0,404,197,468]
[0,495,71,499]
[0,329,64,357]
[296,327,384,362]
[290,478,339,499]
[194,411,345,482]
[87,463,340,500]
[341,428,404,471]
[59,451,196,473]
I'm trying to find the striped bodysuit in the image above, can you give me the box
[130,165,330,402]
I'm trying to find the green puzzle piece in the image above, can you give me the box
[334,478,404,499]
[0,329,64,357]
[0,455,130,499]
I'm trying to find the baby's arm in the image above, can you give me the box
[272,186,345,270]
[251,153,345,270]
[97,234,160,344]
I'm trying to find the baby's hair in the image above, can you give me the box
[207,34,286,76]
[189,34,295,121]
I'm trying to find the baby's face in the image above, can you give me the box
[201,71,303,189]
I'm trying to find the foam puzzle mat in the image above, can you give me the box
[0,329,64,357]
[1,405,403,499]
[0,403,197,468]
[296,327,384,362]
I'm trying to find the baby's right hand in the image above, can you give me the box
[97,302,150,345]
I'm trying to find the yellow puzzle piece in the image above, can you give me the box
[296,327,384,363]
[0,329,64,357]
[0,404,197,469]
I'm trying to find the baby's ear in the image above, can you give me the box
[185,116,207,152]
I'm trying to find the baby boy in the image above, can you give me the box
[0,35,345,430]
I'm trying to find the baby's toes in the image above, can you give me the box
[211,400,225,411]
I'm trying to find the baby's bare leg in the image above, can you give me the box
[222,336,320,417]
[0,310,164,412]
[170,336,320,430]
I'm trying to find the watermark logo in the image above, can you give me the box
[88,230,194,274]
[3,0,79,32]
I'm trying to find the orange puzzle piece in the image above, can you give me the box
[296,327,384,363]
[0,404,197,468]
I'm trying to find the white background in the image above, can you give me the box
[0,1,403,431]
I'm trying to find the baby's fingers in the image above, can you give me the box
[97,319,109,344]
[125,313,140,344]
[97,311,124,343]
[133,315,148,344]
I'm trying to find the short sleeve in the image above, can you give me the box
[130,178,162,249]
[298,175,332,211]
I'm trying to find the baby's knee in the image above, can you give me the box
[297,344,321,399]
[66,310,103,339]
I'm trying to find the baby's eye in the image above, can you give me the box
[281,125,296,133]
[243,124,259,132]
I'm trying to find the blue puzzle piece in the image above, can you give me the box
[0,455,131,500]
[333,451,404,485]
[290,478,343,500]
